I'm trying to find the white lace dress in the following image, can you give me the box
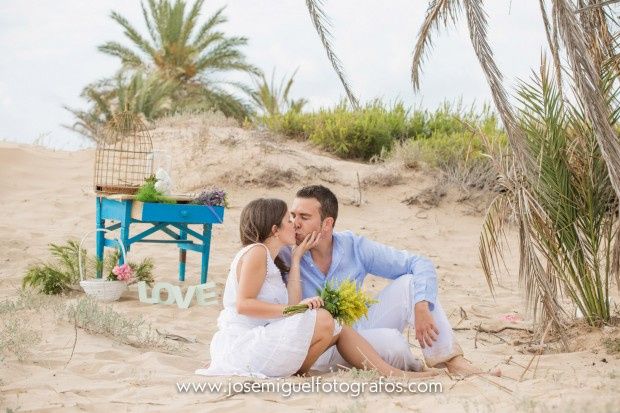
[196,243,325,378]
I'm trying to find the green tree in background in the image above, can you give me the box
[250,69,307,117]
[99,0,259,118]
[67,0,259,139]
[66,71,178,140]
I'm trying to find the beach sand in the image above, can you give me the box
[1,115,618,412]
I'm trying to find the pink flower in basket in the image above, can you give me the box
[112,263,133,282]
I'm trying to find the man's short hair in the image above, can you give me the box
[296,185,338,223]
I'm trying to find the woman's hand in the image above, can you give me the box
[299,295,324,309]
[292,231,322,260]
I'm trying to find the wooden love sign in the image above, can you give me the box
[138,281,218,308]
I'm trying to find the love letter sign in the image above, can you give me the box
[138,281,218,309]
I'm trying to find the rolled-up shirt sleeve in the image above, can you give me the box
[356,234,438,310]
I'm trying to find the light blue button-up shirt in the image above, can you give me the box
[279,230,438,310]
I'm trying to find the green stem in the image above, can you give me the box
[283,304,309,316]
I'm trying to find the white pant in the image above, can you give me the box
[311,274,463,372]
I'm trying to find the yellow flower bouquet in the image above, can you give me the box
[283,279,378,326]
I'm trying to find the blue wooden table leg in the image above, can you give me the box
[96,197,104,279]
[201,224,212,284]
[178,225,187,282]
[119,200,132,265]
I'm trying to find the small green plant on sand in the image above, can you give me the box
[135,175,176,204]
[23,240,155,295]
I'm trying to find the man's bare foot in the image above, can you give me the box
[445,356,501,377]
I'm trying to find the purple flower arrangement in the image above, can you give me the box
[192,188,228,207]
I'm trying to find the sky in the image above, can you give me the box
[0,1,549,150]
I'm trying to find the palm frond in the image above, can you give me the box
[463,0,534,174]
[576,0,617,72]
[142,1,161,45]
[178,82,252,120]
[575,0,620,12]
[553,0,620,207]
[411,0,462,91]
[110,10,156,58]
[98,41,145,68]
[305,0,359,108]
[166,0,186,44]
[192,6,226,46]
[479,192,512,294]
[194,36,259,75]
[514,184,567,329]
[249,68,305,116]
[180,0,205,45]
[538,0,564,95]
[66,70,178,140]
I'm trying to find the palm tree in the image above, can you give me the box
[65,71,178,140]
[98,0,259,119]
[249,68,308,117]
[479,61,618,329]
[409,0,620,330]
[304,0,620,331]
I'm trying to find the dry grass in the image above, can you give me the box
[385,139,424,170]
[603,337,620,354]
[0,291,179,364]
[0,290,60,362]
[219,134,240,148]
[385,137,499,195]
[402,181,448,209]
[304,165,339,185]
[456,189,496,216]
[0,317,42,362]
[0,289,64,315]
[334,365,381,381]
[224,165,300,188]
[439,159,497,192]
[361,168,403,188]
[155,110,238,129]
[66,296,179,352]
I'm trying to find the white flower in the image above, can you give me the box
[154,167,172,194]
[155,167,171,182]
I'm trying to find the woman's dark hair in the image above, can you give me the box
[239,198,290,276]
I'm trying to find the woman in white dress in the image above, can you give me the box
[196,198,440,379]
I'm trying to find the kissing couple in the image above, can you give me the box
[196,185,500,379]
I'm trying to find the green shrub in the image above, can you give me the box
[480,64,619,327]
[135,176,176,204]
[22,241,85,295]
[261,100,414,159]
[259,100,507,165]
[22,240,155,295]
[309,101,410,159]
[262,109,316,139]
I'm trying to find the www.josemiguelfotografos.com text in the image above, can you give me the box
[177,377,443,398]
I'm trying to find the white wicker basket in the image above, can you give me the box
[78,228,128,302]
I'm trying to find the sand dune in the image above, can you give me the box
[0,118,618,412]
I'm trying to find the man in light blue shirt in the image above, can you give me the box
[280,185,494,376]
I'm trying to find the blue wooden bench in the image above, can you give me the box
[95,195,225,283]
